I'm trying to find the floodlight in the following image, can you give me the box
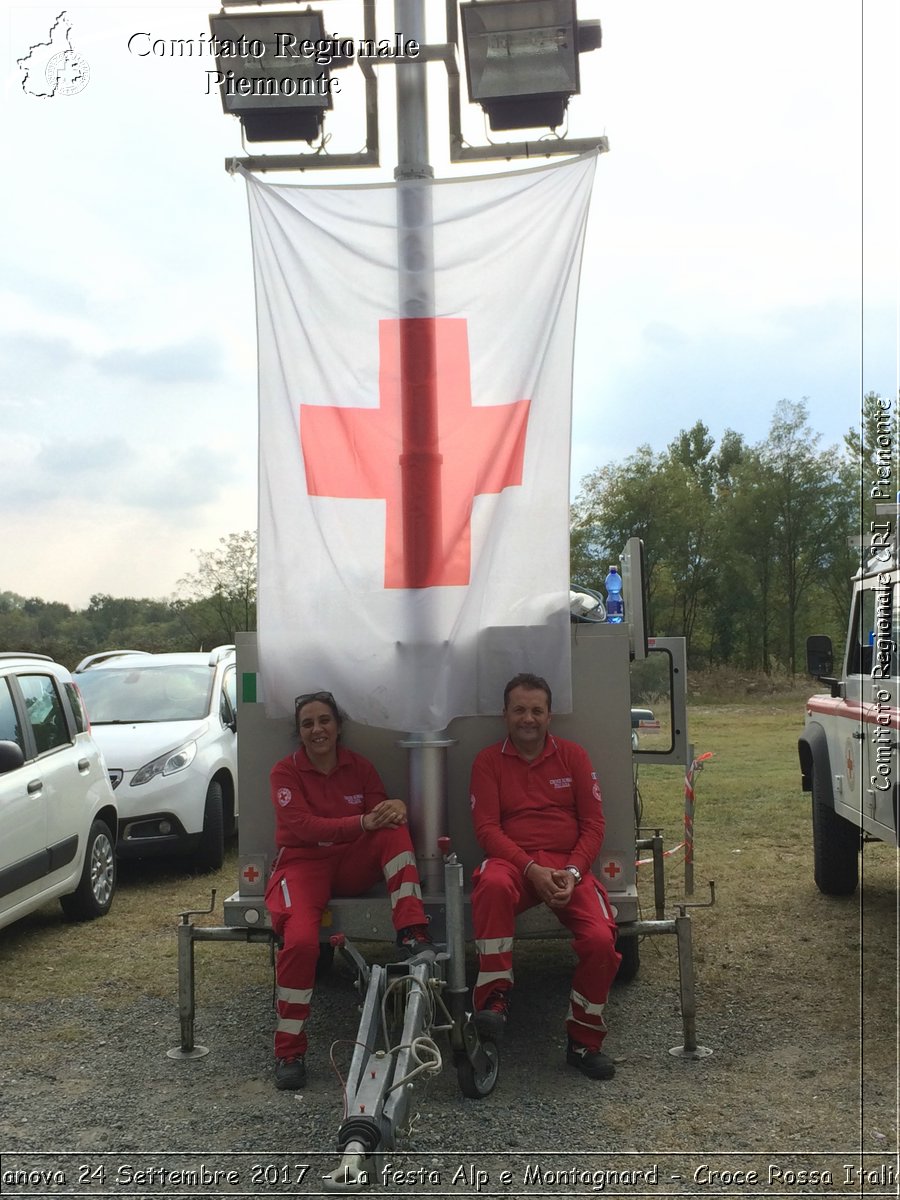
[208,10,352,143]
[460,0,600,131]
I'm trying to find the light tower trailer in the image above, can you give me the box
[799,500,899,895]
[171,541,712,1185]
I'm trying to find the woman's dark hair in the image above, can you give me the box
[503,673,552,711]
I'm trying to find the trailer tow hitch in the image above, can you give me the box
[323,839,499,1191]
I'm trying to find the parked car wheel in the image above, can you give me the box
[60,820,117,921]
[194,781,225,873]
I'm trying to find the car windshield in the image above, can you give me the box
[78,665,211,723]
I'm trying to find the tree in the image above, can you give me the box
[719,444,781,671]
[568,401,858,674]
[704,430,751,666]
[756,400,852,673]
[655,422,719,658]
[177,530,257,646]
[571,445,671,634]
[572,424,725,658]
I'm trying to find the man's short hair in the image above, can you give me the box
[503,673,552,711]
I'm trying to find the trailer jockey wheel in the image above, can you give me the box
[456,1027,500,1099]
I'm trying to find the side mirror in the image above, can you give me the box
[806,635,833,678]
[806,635,843,697]
[0,739,25,774]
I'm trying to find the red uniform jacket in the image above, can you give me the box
[470,734,605,878]
[270,745,388,865]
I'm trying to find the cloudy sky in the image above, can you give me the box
[1,0,897,608]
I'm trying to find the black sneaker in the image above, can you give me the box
[566,1037,615,1080]
[396,925,436,963]
[274,1056,307,1090]
[473,990,510,1041]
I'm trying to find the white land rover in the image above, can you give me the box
[798,503,898,894]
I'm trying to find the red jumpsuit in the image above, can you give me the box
[470,734,621,1050]
[265,745,428,1060]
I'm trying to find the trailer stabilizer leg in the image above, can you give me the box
[167,902,215,1060]
[668,885,715,1060]
[167,894,280,1061]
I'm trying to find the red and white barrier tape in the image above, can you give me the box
[635,752,713,868]
[684,750,714,800]
[636,841,686,868]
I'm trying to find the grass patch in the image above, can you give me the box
[636,703,813,852]
[0,852,249,1004]
[687,667,813,706]
[633,703,897,1060]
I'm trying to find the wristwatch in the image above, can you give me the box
[566,866,582,884]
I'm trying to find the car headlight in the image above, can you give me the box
[131,741,198,787]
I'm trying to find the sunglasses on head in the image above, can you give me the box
[294,691,336,711]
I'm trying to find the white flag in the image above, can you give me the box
[246,152,597,731]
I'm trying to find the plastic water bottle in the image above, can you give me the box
[604,565,624,624]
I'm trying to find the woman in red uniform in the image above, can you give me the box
[264,691,433,1090]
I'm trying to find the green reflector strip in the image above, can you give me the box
[242,672,257,704]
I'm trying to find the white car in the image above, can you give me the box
[75,646,238,872]
[0,653,118,931]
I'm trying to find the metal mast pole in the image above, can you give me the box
[394,0,450,900]
[394,0,437,576]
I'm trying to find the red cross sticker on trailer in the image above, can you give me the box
[241,862,264,894]
[602,860,623,880]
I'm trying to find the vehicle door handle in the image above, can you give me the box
[77,758,91,773]
[852,732,865,740]
[27,779,42,794]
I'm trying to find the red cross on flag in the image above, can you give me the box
[245,152,598,731]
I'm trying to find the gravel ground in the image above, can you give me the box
[2,879,898,1199]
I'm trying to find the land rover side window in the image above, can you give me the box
[847,588,878,676]
[629,649,674,754]
[18,675,70,755]
[0,679,24,752]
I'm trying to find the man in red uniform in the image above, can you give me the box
[265,691,433,1090]
[470,673,621,1079]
